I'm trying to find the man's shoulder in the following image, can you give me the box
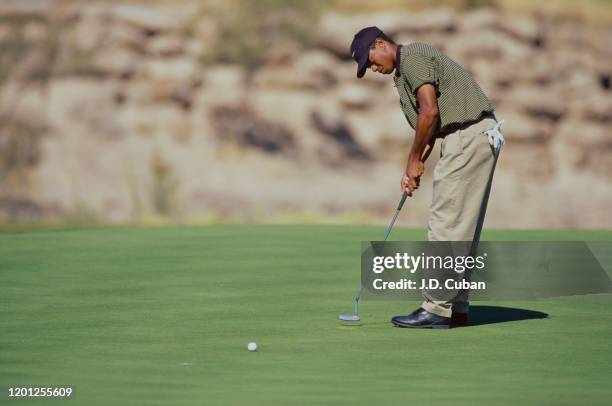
[402,42,441,57]
[399,43,442,78]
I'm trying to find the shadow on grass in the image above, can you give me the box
[466,305,548,327]
[336,306,548,328]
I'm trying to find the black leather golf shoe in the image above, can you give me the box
[451,312,469,327]
[391,307,450,329]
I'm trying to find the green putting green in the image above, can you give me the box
[1,226,611,405]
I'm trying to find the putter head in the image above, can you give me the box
[338,314,360,321]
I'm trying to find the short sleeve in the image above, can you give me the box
[401,53,440,96]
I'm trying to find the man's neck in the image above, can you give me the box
[390,43,399,65]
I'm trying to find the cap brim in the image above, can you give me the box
[356,52,369,78]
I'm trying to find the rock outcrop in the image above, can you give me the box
[0,1,610,228]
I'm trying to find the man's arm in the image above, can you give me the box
[401,84,440,194]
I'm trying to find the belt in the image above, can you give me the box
[438,111,496,138]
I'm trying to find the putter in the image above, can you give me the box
[338,191,409,322]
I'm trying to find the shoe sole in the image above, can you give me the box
[391,321,450,329]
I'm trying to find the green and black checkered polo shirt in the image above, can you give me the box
[393,42,494,132]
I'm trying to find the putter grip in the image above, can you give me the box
[397,192,409,210]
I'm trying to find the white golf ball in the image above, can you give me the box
[247,342,257,352]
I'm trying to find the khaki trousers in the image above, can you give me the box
[421,116,499,318]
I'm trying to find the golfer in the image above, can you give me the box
[350,27,504,329]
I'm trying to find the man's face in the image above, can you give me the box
[367,39,394,75]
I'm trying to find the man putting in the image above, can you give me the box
[350,27,504,329]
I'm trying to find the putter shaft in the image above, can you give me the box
[344,192,409,319]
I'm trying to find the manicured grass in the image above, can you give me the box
[1,226,611,405]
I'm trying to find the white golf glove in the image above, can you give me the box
[484,119,505,151]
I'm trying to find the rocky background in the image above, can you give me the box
[0,0,610,228]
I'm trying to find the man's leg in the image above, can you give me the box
[454,127,502,315]
[422,117,499,318]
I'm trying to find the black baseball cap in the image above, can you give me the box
[350,26,384,78]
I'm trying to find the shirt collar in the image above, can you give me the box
[394,45,402,77]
